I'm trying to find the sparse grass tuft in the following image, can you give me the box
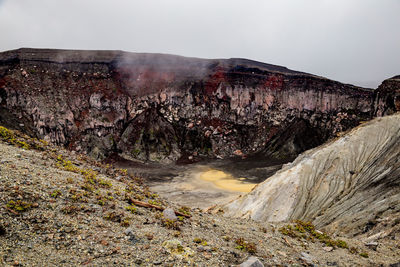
[120,218,130,227]
[161,218,181,230]
[178,206,191,216]
[6,200,32,212]
[280,220,354,253]
[125,205,137,214]
[50,189,62,198]
[234,237,257,254]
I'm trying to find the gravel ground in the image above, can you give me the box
[0,127,399,266]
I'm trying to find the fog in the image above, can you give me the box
[0,0,399,88]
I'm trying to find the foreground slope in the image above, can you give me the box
[225,113,400,237]
[1,126,399,266]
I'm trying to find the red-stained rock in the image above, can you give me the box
[0,48,397,162]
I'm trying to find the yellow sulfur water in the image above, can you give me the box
[199,169,256,193]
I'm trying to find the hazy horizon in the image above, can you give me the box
[1,0,399,88]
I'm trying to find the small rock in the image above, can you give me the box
[239,256,264,267]
[134,258,143,265]
[327,262,338,266]
[323,246,333,252]
[365,241,378,251]
[315,230,324,235]
[163,207,177,221]
[124,228,134,236]
[153,259,162,265]
[300,252,314,265]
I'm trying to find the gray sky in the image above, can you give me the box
[0,0,399,88]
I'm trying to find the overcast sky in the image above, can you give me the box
[0,0,399,88]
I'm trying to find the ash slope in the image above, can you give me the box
[225,113,400,237]
[0,48,388,163]
[1,127,399,266]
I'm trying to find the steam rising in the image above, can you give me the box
[0,0,399,87]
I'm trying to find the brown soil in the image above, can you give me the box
[0,127,399,266]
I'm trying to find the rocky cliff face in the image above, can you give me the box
[375,75,400,116]
[0,48,392,162]
[224,114,400,237]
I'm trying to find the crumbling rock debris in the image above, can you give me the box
[239,256,264,267]
[225,113,400,236]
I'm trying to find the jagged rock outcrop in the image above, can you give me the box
[0,48,395,162]
[224,113,400,236]
[375,75,400,116]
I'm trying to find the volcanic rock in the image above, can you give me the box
[0,48,394,162]
[239,256,264,267]
[224,113,400,236]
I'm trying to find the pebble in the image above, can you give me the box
[300,252,314,265]
[323,246,334,252]
[163,207,177,221]
[365,241,378,251]
[153,259,162,265]
[124,228,134,236]
[240,256,264,267]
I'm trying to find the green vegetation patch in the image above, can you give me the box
[234,237,257,254]
[6,200,32,212]
[279,220,353,253]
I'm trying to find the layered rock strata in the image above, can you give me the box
[225,113,400,236]
[0,48,395,162]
